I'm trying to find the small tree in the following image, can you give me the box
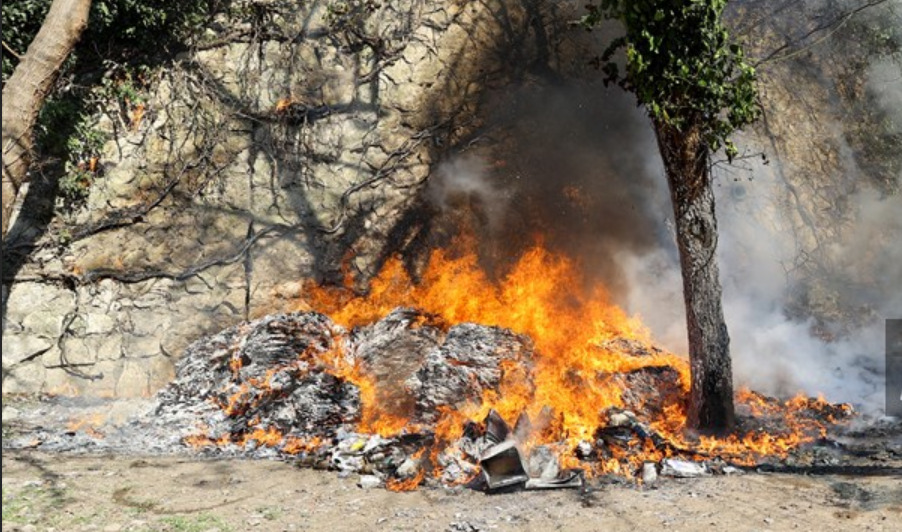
[2,0,93,239]
[2,0,210,240]
[582,0,761,432]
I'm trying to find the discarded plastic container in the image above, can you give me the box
[480,440,529,490]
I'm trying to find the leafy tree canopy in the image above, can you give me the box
[581,0,761,160]
[2,0,211,82]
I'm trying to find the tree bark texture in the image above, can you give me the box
[2,0,92,239]
[654,118,735,432]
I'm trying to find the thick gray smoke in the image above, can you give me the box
[714,165,899,412]
[427,154,510,234]
[867,58,902,136]
[621,49,902,411]
[599,120,897,412]
[426,82,670,295]
[429,1,901,413]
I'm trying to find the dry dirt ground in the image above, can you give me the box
[2,450,900,532]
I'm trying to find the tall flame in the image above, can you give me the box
[185,237,849,479]
[304,240,671,444]
[299,238,846,474]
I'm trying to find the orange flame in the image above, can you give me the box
[186,236,849,481]
[386,468,426,492]
[299,238,846,476]
[274,98,293,112]
[130,103,145,131]
[282,436,324,454]
[66,413,106,438]
[318,346,411,436]
[304,239,690,446]
[241,426,283,447]
[229,352,243,379]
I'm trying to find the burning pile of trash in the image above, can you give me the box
[155,308,680,489]
[0,238,882,484]
[123,240,859,490]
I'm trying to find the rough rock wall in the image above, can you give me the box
[725,0,901,328]
[2,0,594,396]
[3,0,898,397]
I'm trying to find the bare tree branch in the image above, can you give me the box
[2,40,23,60]
[753,0,892,67]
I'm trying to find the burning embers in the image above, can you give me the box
[160,242,853,490]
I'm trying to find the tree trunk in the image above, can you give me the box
[1,0,92,239]
[654,118,735,433]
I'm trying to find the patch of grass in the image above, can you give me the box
[127,505,151,516]
[256,505,283,521]
[0,477,104,531]
[1,486,30,525]
[1,482,71,527]
[112,486,160,513]
[156,513,235,532]
[1,422,17,440]
[71,509,111,526]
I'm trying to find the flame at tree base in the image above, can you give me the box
[304,239,690,437]
[185,238,853,488]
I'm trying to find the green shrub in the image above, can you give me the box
[2,0,216,82]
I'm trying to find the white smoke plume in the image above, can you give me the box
[717,173,898,412]
[427,154,510,234]
[605,1,901,413]
[607,146,898,413]
[428,0,901,413]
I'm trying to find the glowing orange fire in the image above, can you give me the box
[67,413,107,439]
[297,238,847,476]
[304,240,687,439]
[282,436,324,455]
[129,102,145,131]
[185,237,849,481]
[386,469,426,492]
[274,98,293,112]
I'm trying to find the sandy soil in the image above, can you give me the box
[2,450,900,532]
